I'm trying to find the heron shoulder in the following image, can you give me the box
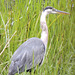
[12,37,45,61]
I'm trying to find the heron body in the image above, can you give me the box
[8,6,69,75]
[8,38,45,75]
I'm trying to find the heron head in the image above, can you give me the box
[43,6,69,15]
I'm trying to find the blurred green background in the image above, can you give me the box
[0,0,75,75]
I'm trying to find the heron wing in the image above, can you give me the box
[24,37,45,70]
[9,37,45,74]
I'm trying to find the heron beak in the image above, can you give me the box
[56,10,69,15]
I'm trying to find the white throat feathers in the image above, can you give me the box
[40,11,48,48]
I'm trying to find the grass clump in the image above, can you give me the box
[0,0,75,75]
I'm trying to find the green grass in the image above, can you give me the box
[0,0,75,75]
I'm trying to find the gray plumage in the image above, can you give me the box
[8,37,45,75]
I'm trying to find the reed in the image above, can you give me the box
[0,0,75,75]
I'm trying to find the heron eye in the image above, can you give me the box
[52,8,56,11]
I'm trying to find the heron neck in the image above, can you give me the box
[40,11,48,48]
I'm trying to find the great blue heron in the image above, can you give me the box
[8,6,69,75]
